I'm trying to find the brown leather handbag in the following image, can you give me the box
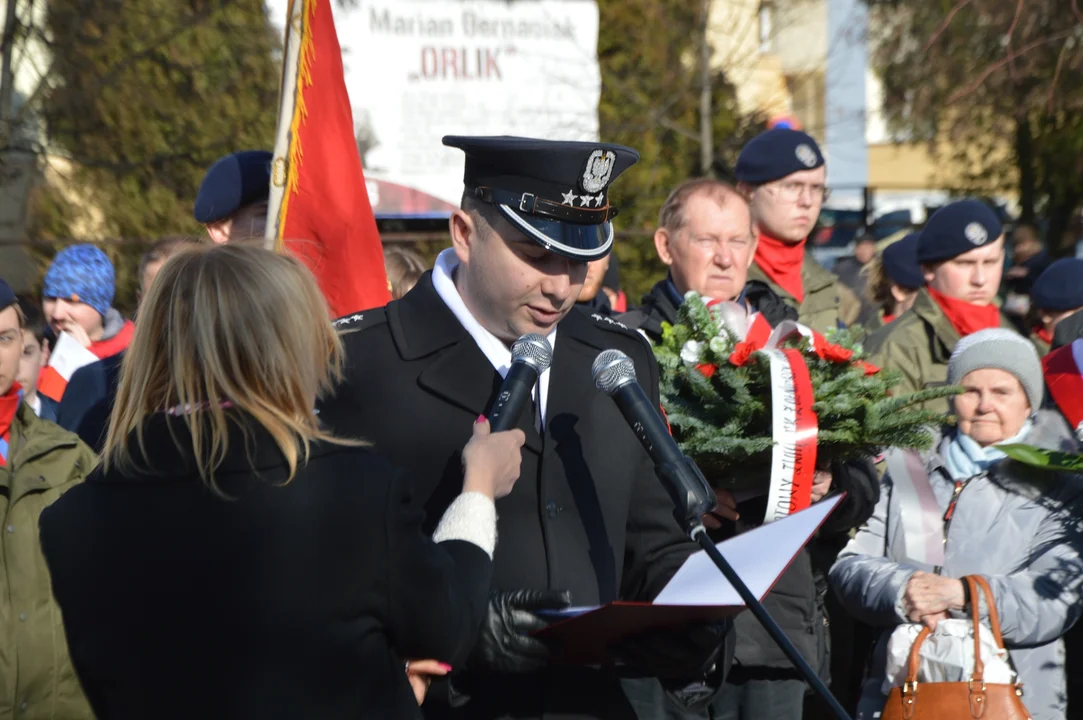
[880,575,1031,720]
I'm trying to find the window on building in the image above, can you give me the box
[758,1,775,53]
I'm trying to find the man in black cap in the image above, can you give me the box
[318,136,729,720]
[193,150,273,245]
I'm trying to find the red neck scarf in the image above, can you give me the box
[926,286,1000,337]
[1036,327,1054,346]
[0,382,23,467]
[90,319,135,360]
[755,232,806,302]
[882,313,896,325]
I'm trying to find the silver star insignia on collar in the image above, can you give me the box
[561,189,577,206]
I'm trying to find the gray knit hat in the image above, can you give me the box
[947,328,1043,410]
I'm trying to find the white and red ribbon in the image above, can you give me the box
[759,346,818,523]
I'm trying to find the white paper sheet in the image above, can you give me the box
[652,496,842,606]
[48,331,99,381]
[536,495,842,617]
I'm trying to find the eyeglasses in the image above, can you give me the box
[763,181,831,204]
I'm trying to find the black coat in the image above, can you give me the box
[39,412,492,720]
[618,278,798,343]
[318,275,721,720]
[55,351,123,452]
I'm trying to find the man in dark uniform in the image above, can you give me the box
[318,136,729,720]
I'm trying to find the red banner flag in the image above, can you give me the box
[266,0,391,317]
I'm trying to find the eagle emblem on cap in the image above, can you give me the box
[795,144,818,168]
[582,150,616,193]
[964,222,988,245]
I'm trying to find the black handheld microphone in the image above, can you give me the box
[592,349,717,528]
[487,334,553,432]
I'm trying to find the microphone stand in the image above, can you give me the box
[660,461,853,720]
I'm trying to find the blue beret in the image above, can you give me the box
[42,244,115,317]
[917,199,1003,264]
[881,232,924,289]
[1032,258,1083,311]
[0,277,14,311]
[735,128,825,184]
[193,150,273,224]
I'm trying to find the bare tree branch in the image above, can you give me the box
[923,0,973,52]
[1047,36,1071,113]
[946,29,1075,104]
[1005,0,1025,81]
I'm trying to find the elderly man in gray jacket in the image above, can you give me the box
[830,329,1083,720]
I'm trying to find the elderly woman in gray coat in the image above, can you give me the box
[830,328,1083,720]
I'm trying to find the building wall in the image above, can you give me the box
[707,0,793,120]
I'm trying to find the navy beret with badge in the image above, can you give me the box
[882,232,924,289]
[0,277,14,312]
[443,135,639,261]
[916,199,1003,265]
[193,150,273,224]
[735,128,825,185]
[1032,258,1083,311]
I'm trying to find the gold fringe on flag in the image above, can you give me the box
[274,0,318,253]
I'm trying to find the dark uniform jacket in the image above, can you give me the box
[619,276,879,676]
[55,351,124,453]
[40,411,491,720]
[318,275,722,720]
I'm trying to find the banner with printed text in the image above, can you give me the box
[268,0,602,218]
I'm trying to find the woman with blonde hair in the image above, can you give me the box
[39,244,525,719]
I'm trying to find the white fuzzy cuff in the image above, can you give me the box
[432,492,497,559]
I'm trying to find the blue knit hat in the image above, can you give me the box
[42,244,115,317]
[881,233,924,289]
[1032,258,1083,312]
[916,200,1003,264]
[735,128,825,185]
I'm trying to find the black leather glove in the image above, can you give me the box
[469,589,572,674]
[611,619,730,681]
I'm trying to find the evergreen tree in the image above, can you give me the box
[29,0,281,309]
[596,0,763,300]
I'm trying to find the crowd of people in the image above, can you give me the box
[3,124,1083,720]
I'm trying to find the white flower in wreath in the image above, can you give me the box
[680,340,705,364]
[708,335,732,356]
[710,300,755,340]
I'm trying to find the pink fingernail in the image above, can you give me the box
[438,663,453,672]
[476,415,486,424]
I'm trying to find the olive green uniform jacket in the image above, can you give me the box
[864,288,1018,415]
[1,402,96,720]
[748,255,861,335]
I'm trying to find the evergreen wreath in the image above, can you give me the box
[653,292,961,488]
